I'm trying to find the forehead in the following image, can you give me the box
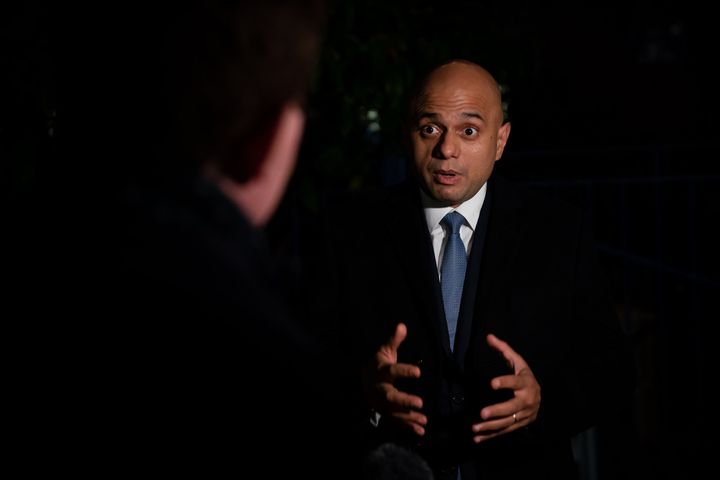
[416,64,500,120]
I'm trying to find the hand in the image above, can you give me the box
[471,334,541,443]
[364,323,427,436]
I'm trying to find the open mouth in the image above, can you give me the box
[433,170,460,185]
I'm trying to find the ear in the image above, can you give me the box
[494,122,511,161]
[215,103,305,227]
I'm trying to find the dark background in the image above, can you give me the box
[281,2,719,478]
[5,1,718,478]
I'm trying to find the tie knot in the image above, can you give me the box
[441,211,465,234]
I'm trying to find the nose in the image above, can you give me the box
[433,131,459,159]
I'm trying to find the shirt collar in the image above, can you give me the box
[421,183,487,233]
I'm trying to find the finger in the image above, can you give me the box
[490,373,524,391]
[388,362,421,380]
[473,414,525,443]
[384,388,424,410]
[479,399,521,421]
[399,420,426,436]
[486,334,526,372]
[386,323,408,353]
[392,410,428,426]
[472,411,523,433]
[473,431,500,443]
[391,412,427,436]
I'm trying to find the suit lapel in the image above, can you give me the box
[470,177,525,347]
[384,183,452,358]
[453,184,492,363]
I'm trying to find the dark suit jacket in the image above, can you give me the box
[61,176,359,477]
[323,175,634,480]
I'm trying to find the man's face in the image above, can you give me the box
[410,63,510,207]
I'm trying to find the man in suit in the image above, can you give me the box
[326,60,634,480]
[51,1,364,476]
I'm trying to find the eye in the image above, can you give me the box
[420,124,439,136]
[462,127,478,136]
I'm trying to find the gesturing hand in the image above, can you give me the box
[471,334,541,443]
[364,323,427,436]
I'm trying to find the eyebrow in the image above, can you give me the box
[418,111,485,121]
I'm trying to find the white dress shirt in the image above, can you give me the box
[421,184,487,280]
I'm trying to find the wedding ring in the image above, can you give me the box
[512,412,518,424]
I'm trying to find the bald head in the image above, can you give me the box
[412,60,504,128]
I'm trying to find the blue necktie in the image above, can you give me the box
[440,211,467,352]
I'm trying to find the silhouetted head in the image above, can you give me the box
[61,0,325,184]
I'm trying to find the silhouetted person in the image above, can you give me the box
[50,1,362,476]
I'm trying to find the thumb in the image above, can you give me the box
[386,322,408,353]
[486,333,519,372]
